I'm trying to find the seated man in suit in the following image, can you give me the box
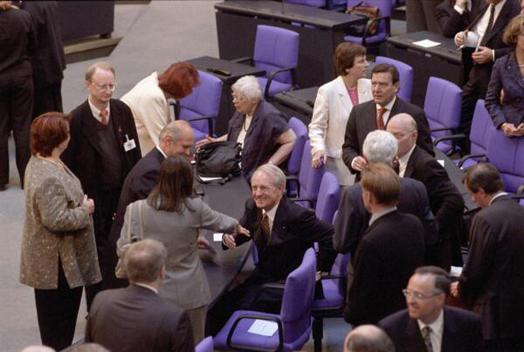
[85,239,194,352]
[450,163,524,351]
[380,266,483,352]
[345,162,425,325]
[343,325,395,352]
[387,113,465,270]
[334,130,437,259]
[106,120,194,289]
[342,63,433,174]
[208,163,336,333]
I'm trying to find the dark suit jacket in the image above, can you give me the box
[333,177,437,257]
[379,306,484,352]
[435,0,481,38]
[227,100,289,180]
[85,284,194,352]
[459,195,524,340]
[230,197,336,281]
[342,98,434,172]
[345,210,425,325]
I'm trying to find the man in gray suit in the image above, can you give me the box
[86,239,194,352]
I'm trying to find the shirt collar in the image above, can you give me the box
[134,282,159,294]
[417,309,444,337]
[376,96,396,113]
[369,206,397,226]
[489,191,508,205]
[263,201,279,223]
[88,96,110,123]
[156,145,168,158]
[398,144,416,177]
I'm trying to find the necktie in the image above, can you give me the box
[260,213,270,242]
[376,107,387,130]
[100,108,109,126]
[421,326,434,352]
[486,4,495,32]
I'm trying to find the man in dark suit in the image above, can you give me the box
[345,162,425,325]
[105,120,194,289]
[208,163,336,333]
[379,266,484,352]
[86,239,194,352]
[452,0,520,141]
[436,0,482,38]
[342,63,433,174]
[334,130,438,259]
[387,113,465,270]
[450,163,524,351]
[62,62,142,308]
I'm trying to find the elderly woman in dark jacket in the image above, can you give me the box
[197,75,296,180]
[485,14,524,137]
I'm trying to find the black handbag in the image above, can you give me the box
[195,141,242,179]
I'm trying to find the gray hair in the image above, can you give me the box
[124,239,167,284]
[345,325,395,352]
[159,120,192,143]
[68,343,110,352]
[85,62,115,81]
[254,163,286,189]
[232,75,262,102]
[20,346,56,352]
[363,130,398,165]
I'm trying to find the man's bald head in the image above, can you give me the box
[344,325,395,352]
[159,120,194,157]
[386,113,418,158]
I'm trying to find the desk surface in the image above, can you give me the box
[215,0,364,29]
[387,31,461,64]
[188,56,265,84]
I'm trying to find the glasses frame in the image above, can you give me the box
[90,81,117,92]
[402,289,441,300]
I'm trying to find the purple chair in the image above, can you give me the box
[375,56,413,102]
[315,172,340,223]
[423,77,462,155]
[288,140,325,208]
[214,248,317,351]
[178,70,222,142]
[287,117,308,197]
[195,337,214,352]
[284,0,326,7]
[344,0,392,52]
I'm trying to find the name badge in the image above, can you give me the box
[123,134,136,152]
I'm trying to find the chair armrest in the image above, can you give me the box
[180,115,215,136]
[261,281,286,291]
[226,314,284,352]
[265,67,296,100]
[231,56,253,65]
[457,153,488,168]
[362,16,390,44]
[169,101,180,120]
[286,175,301,196]
[430,126,456,133]
[517,184,524,195]
[433,133,467,147]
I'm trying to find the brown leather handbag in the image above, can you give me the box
[346,1,380,37]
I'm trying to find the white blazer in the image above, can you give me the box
[121,72,172,156]
[309,76,372,159]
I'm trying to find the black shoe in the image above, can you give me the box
[0,184,6,191]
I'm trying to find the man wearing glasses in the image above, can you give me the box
[62,61,141,309]
[379,266,483,352]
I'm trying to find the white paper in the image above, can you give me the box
[248,320,279,337]
[213,233,223,242]
[449,266,463,277]
[412,39,441,48]
[198,175,223,182]
[437,159,445,167]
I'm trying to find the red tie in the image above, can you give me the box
[100,108,108,126]
[376,107,387,130]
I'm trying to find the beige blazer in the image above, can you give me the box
[121,72,172,156]
[118,197,238,310]
[20,156,101,289]
[309,76,372,159]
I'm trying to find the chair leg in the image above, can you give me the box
[312,317,323,352]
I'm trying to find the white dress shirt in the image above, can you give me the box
[473,1,506,47]
[88,96,110,123]
[454,0,472,14]
[398,144,416,177]
[236,114,253,146]
[376,96,397,127]
[134,282,159,294]
[417,309,444,352]
[369,206,397,226]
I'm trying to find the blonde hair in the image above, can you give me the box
[503,14,524,45]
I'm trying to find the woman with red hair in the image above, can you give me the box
[122,62,199,155]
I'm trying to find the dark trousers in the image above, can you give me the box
[32,82,63,118]
[0,70,32,186]
[34,261,83,351]
[486,338,524,352]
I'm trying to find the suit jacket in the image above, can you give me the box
[229,197,336,281]
[345,210,425,325]
[459,195,524,340]
[309,76,372,159]
[379,306,484,352]
[333,177,437,256]
[485,52,524,128]
[404,146,465,243]
[435,0,482,38]
[118,198,237,310]
[20,156,101,289]
[227,100,289,180]
[341,97,434,172]
[85,284,194,352]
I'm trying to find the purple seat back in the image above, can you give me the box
[298,140,325,204]
[315,172,340,223]
[284,0,326,7]
[179,70,222,138]
[375,56,413,102]
[288,117,308,175]
[470,100,495,156]
[254,25,299,86]
[281,248,316,345]
[195,337,213,352]
[486,130,524,193]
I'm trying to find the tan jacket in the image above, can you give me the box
[20,156,101,289]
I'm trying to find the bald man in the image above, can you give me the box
[387,113,465,270]
[344,325,395,352]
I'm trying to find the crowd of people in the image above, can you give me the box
[3,0,524,351]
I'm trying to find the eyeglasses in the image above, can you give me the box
[90,81,117,92]
[402,289,441,300]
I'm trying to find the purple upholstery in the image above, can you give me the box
[195,337,213,352]
[486,129,524,194]
[284,0,326,7]
[294,140,325,207]
[179,70,222,141]
[287,117,308,175]
[375,56,413,102]
[214,249,317,351]
[253,25,299,97]
[423,77,462,154]
[315,172,340,223]
[344,0,392,47]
